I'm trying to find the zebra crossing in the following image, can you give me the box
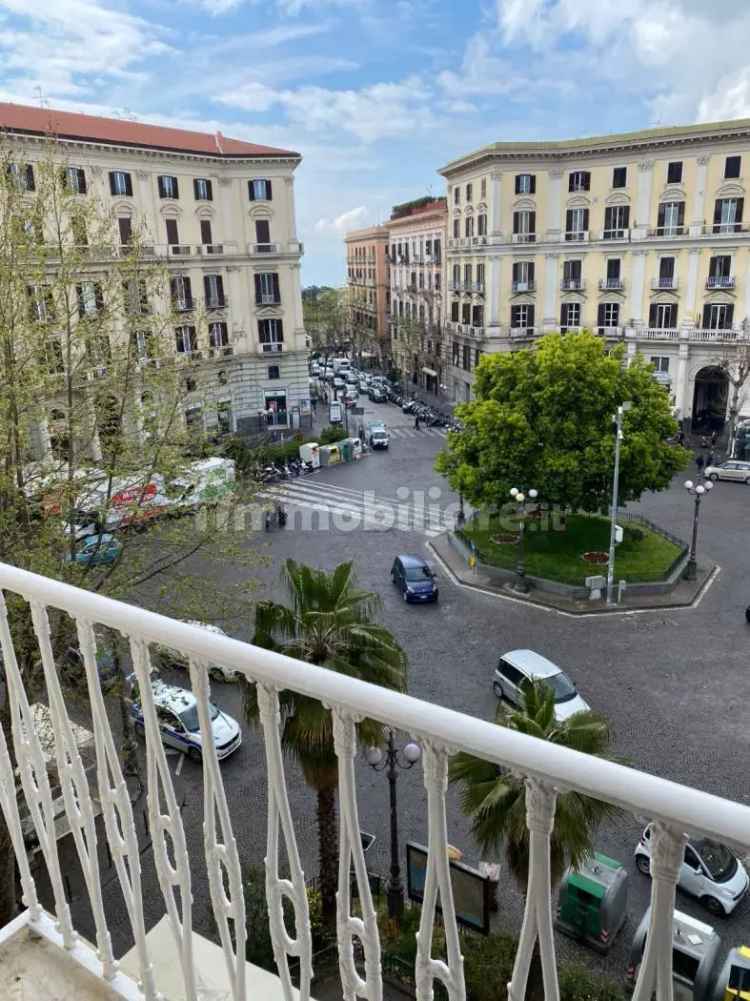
[385,426,449,440]
[262,478,457,537]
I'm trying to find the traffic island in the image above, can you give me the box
[430,515,716,615]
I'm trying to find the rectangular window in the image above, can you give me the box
[194,177,213,201]
[452,263,460,286]
[512,260,535,288]
[131,330,154,361]
[76,282,103,317]
[109,170,132,197]
[659,256,675,280]
[255,272,280,304]
[472,304,484,327]
[607,258,621,279]
[451,301,459,322]
[708,254,732,287]
[158,175,179,199]
[200,219,213,245]
[603,205,630,238]
[612,166,627,188]
[123,279,149,315]
[649,304,678,329]
[656,201,685,235]
[513,210,536,241]
[166,218,179,245]
[515,174,536,194]
[27,285,54,323]
[480,177,487,198]
[118,217,132,246]
[255,219,271,248]
[453,218,460,239]
[597,302,620,331]
[476,263,485,285]
[466,182,473,202]
[267,365,280,380]
[249,178,273,201]
[511,304,535,330]
[433,238,441,262]
[209,321,229,348]
[725,155,741,179]
[462,301,471,324]
[464,263,472,285]
[453,186,460,205]
[462,344,471,371]
[649,355,671,372]
[667,161,683,184]
[703,303,734,329]
[560,302,580,332]
[64,166,86,194]
[8,163,35,192]
[568,170,590,192]
[565,207,589,240]
[175,325,198,354]
[204,274,225,307]
[562,259,582,288]
[259,318,284,350]
[477,213,487,235]
[170,275,193,311]
[465,216,474,238]
[713,197,744,233]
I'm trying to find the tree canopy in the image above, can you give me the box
[436,332,690,513]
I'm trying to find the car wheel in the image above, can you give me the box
[187,746,202,763]
[745,478,750,486]
[635,854,651,876]
[709,473,719,481]
[702,896,726,916]
[493,681,504,699]
[209,667,224,683]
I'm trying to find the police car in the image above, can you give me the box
[130,678,241,762]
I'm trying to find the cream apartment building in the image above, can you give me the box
[0,101,308,447]
[344,224,390,360]
[440,119,750,428]
[387,197,447,393]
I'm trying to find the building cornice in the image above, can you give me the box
[438,119,750,178]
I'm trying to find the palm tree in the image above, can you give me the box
[248,559,408,922]
[449,681,620,1000]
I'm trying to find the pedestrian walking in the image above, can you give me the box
[700,435,709,449]
[710,430,718,447]
[696,453,705,476]
[414,413,421,431]
[312,397,317,413]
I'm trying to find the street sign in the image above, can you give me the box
[352,406,365,415]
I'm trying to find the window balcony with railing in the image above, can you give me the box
[248,242,279,255]
[472,282,485,293]
[648,226,686,238]
[2,563,750,1001]
[564,230,589,242]
[560,278,585,291]
[260,340,284,353]
[706,276,735,289]
[511,233,536,244]
[601,229,630,241]
[205,296,229,310]
[166,244,193,257]
[651,277,678,290]
[599,278,625,291]
[197,242,238,256]
[512,279,536,293]
[256,293,281,306]
[707,223,746,235]
[172,297,195,313]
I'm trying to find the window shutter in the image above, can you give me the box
[568,174,575,192]
[726,304,735,328]
[527,305,535,328]
[25,165,35,191]
[515,176,521,194]
[170,277,179,302]
[194,179,200,199]
[582,208,589,231]
[529,175,536,194]
[736,198,744,223]
[677,202,685,226]
[158,176,165,198]
[529,211,536,233]
[560,304,566,328]
[266,180,272,200]
[217,275,225,300]
[205,178,213,201]
[109,172,117,195]
[657,204,666,228]
[248,180,256,201]
[702,304,711,328]
[512,262,520,282]
[183,277,192,301]
[172,177,179,199]
[272,274,279,301]
[566,209,573,232]
[709,256,718,278]
[254,274,261,301]
[597,304,606,328]
[649,304,658,327]
[528,262,535,282]
[77,167,86,194]
[276,318,283,341]
[124,173,132,196]
[203,275,211,299]
[622,206,630,228]
[713,200,723,225]
[513,212,520,234]
[94,284,104,312]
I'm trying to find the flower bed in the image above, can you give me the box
[582,551,609,564]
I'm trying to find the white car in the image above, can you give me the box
[130,679,242,762]
[152,622,240,682]
[705,460,750,484]
[635,824,749,915]
[493,649,590,722]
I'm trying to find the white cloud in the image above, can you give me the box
[315,205,368,232]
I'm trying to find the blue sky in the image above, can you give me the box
[1,0,749,285]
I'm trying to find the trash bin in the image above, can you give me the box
[556,851,628,953]
[340,439,353,463]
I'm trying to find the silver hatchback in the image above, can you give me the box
[705,460,750,484]
[493,649,590,722]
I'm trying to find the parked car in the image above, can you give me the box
[67,532,122,567]
[705,460,750,484]
[366,421,390,449]
[344,385,359,404]
[390,554,438,603]
[634,823,749,915]
[493,649,589,721]
[368,386,386,403]
[152,621,240,682]
[130,678,242,762]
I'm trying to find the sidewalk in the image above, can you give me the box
[428,533,716,615]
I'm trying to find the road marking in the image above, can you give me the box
[426,543,723,619]
[175,752,184,776]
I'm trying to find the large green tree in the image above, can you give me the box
[247,559,408,922]
[449,681,620,1000]
[436,331,690,514]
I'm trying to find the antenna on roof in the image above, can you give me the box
[34,86,49,110]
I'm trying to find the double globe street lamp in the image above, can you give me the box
[684,478,713,581]
[365,730,421,921]
[509,486,538,593]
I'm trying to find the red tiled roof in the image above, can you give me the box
[0,102,299,159]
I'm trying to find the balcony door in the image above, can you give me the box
[702,303,734,330]
[649,303,678,329]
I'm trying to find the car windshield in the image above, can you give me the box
[541,671,577,703]
[694,840,737,882]
[178,702,220,733]
[405,566,432,581]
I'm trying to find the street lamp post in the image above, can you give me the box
[683,479,713,580]
[365,730,421,921]
[509,486,538,593]
[606,402,632,605]
[457,491,466,526]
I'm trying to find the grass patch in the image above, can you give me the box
[462,513,683,585]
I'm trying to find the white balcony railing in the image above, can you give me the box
[599,278,624,290]
[564,230,589,242]
[651,277,677,290]
[1,563,750,1001]
[706,276,735,289]
[560,278,584,291]
[689,327,741,342]
[512,280,536,293]
[639,327,680,340]
[511,233,536,244]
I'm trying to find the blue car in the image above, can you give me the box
[391,554,439,603]
[68,532,122,567]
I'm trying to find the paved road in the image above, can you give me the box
[64,397,750,987]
